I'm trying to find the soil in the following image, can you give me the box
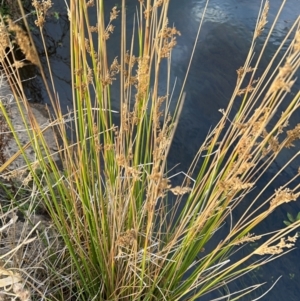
[0,75,61,299]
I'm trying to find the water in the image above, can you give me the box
[21,0,300,299]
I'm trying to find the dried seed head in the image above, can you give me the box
[101,71,114,86]
[110,6,120,22]
[85,38,91,53]
[268,56,296,95]
[254,1,269,39]
[236,161,255,175]
[104,24,115,40]
[87,66,93,84]
[32,0,53,27]
[269,77,295,94]
[89,24,98,33]
[284,124,300,148]
[86,0,94,7]
[32,0,52,11]
[110,57,120,76]
[293,30,300,52]
[126,166,142,181]
[278,61,293,78]
[116,229,137,249]
[149,171,163,182]
[270,187,298,209]
[170,186,192,195]
[219,177,254,193]
[125,52,138,67]
[7,18,39,66]
[100,58,120,86]
[254,234,298,255]
[116,154,126,167]
[144,5,153,20]
[158,25,181,58]
[12,60,26,69]
[154,0,166,7]
[266,134,280,153]
[237,83,256,96]
[135,56,150,101]
[236,66,256,82]
[157,178,171,197]
[232,233,262,246]
[0,20,10,61]
[236,135,253,159]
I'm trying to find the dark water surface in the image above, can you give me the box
[24,0,300,300]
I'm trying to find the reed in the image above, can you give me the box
[0,0,299,300]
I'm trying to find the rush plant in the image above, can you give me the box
[0,0,299,300]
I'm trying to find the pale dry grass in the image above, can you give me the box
[0,209,34,301]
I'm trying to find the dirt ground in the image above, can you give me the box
[0,75,61,300]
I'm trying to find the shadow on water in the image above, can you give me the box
[16,0,300,300]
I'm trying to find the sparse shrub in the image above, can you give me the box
[0,0,299,300]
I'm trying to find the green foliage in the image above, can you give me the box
[0,4,10,16]
[283,212,300,226]
[52,11,59,20]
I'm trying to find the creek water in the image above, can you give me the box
[20,0,300,300]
